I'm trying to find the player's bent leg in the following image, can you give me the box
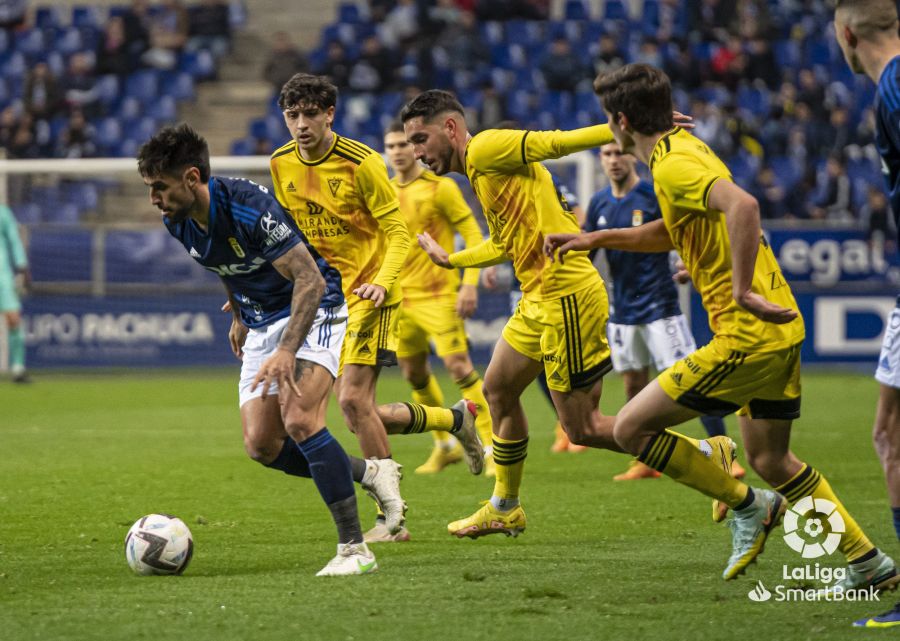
[5,310,28,383]
[873,383,900,539]
[444,353,493,454]
[449,339,542,539]
[339,364,392,458]
[550,379,623,452]
[240,396,301,470]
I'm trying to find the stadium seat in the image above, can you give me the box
[604,0,630,21]
[95,75,120,108]
[564,1,588,21]
[146,96,177,122]
[35,7,63,29]
[71,5,103,30]
[125,70,160,104]
[160,71,195,102]
[180,50,216,81]
[54,27,84,57]
[338,2,361,24]
[12,203,41,225]
[95,118,123,151]
[15,29,45,58]
[230,138,253,156]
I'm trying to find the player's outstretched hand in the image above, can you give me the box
[456,284,477,319]
[418,231,452,268]
[228,317,248,360]
[543,232,586,264]
[252,348,301,398]
[221,300,232,313]
[736,291,798,324]
[353,283,387,307]
[481,265,499,290]
[672,258,691,284]
[673,111,694,129]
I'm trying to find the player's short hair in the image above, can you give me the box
[137,123,210,181]
[835,0,899,39]
[593,64,673,136]
[384,120,405,136]
[399,90,465,123]
[278,73,338,111]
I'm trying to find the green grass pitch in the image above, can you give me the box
[1,368,895,640]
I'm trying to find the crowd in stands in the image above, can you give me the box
[244,0,889,231]
[2,0,233,161]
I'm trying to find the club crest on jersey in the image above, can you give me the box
[632,210,643,226]
[307,201,325,215]
[228,237,245,258]
[327,178,342,197]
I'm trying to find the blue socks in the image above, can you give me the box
[296,428,355,505]
[699,415,726,437]
[892,507,900,541]
[265,438,312,477]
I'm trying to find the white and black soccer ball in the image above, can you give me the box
[124,514,194,576]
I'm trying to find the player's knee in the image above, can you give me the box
[481,379,507,413]
[282,414,318,443]
[243,434,280,465]
[744,449,789,485]
[564,421,590,446]
[445,357,473,382]
[338,387,369,422]
[612,415,639,453]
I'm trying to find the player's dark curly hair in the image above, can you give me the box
[593,64,673,136]
[278,73,338,111]
[136,123,210,181]
[399,90,465,123]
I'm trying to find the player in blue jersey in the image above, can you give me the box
[0,203,29,383]
[587,142,744,492]
[137,123,406,577]
[835,0,900,627]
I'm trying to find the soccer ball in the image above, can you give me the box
[124,514,194,576]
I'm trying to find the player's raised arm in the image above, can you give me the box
[544,219,674,263]
[706,179,797,324]
[251,243,327,398]
[440,178,484,318]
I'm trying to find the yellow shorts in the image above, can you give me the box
[339,303,399,374]
[658,336,802,419]
[396,296,468,358]
[502,283,612,392]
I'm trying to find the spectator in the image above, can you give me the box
[811,153,853,222]
[23,63,63,122]
[122,0,151,57]
[381,0,419,48]
[369,0,396,23]
[262,31,308,91]
[750,167,788,219]
[8,119,40,159]
[690,0,737,41]
[759,105,790,157]
[187,0,231,59]
[634,37,663,68]
[0,106,19,149]
[349,35,394,92]
[55,109,97,159]
[745,37,779,88]
[319,41,352,90]
[797,68,827,120]
[61,53,100,118]
[664,42,702,90]
[0,0,26,30]
[96,16,137,77]
[435,10,488,72]
[861,187,894,251]
[142,0,190,70]
[477,81,508,130]
[593,34,626,78]
[710,36,745,90]
[539,36,586,93]
[692,100,732,155]
[821,106,854,154]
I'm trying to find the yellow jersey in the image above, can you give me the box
[650,127,805,352]
[393,169,483,301]
[270,133,410,310]
[449,126,614,301]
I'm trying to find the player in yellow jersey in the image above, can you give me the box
[383,121,496,480]
[545,63,899,585]
[270,74,484,539]
[402,90,636,541]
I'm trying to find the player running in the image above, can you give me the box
[588,141,744,488]
[834,0,900,627]
[545,63,899,584]
[270,74,483,538]
[383,121,495,483]
[403,90,637,540]
[138,123,396,576]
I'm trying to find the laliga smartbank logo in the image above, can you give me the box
[746,495,879,603]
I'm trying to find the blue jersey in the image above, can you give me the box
[584,180,680,325]
[875,55,900,243]
[164,176,344,329]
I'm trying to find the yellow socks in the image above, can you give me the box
[456,371,493,449]
[491,435,528,504]
[775,464,874,562]
[411,375,451,446]
[638,430,749,508]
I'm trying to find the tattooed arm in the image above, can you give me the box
[250,243,326,398]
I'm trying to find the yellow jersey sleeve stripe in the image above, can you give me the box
[271,142,296,159]
[520,131,529,165]
[336,138,372,158]
[701,176,721,208]
[649,126,681,170]
[333,149,363,165]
